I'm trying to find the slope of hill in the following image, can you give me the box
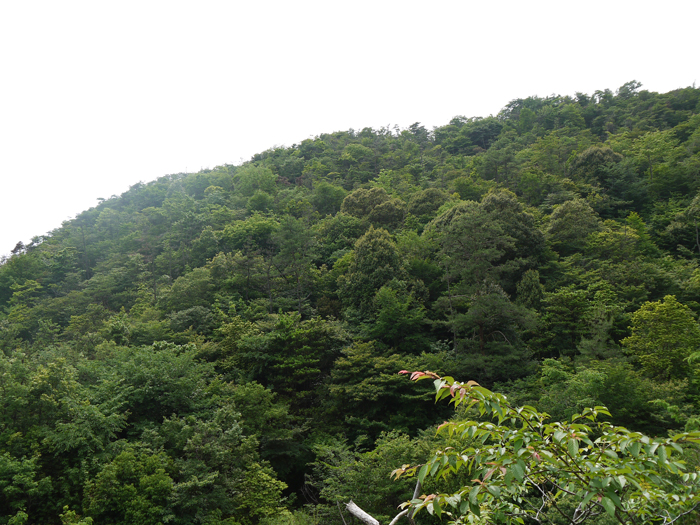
[1,81,700,524]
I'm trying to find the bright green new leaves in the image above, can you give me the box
[232,165,278,197]
[83,448,174,525]
[0,453,53,520]
[622,295,700,380]
[393,372,700,524]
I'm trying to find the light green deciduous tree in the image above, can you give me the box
[391,371,700,525]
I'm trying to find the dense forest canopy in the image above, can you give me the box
[2,81,700,524]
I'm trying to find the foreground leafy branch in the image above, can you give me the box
[391,371,700,524]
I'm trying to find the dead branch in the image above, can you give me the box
[346,501,380,525]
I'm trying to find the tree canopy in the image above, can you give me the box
[2,81,700,523]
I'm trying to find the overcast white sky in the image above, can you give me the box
[1,0,698,257]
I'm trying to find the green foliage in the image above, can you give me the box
[232,166,278,197]
[221,213,280,253]
[59,507,93,525]
[428,195,539,384]
[0,453,53,521]
[622,295,700,380]
[272,216,318,315]
[366,280,429,353]
[85,342,222,432]
[311,432,429,524]
[428,200,513,288]
[247,190,275,212]
[546,199,602,256]
[2,82,700,522]
[507,358,690,435]
[394,372,700,524]
[338,226,405,315]
[515,269,544,310]
[228,382,304,479]
[569,146,623,185]
[340,186,392,219]
[236,463,288,524]
[235,314,348,416]
[407,187,450,218]
[83,447,174,525]
[310,181,347,216]
[325,342,451,440]
[313,212,367,266]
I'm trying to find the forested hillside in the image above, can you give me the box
[2,81,700,524]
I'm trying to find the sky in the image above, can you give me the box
[1,0,698,257]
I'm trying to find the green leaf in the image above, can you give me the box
[630,442,641,457]
[606,490,622,509]
[469,485,480,505]
[470,501,481,517]
[669,442,683,454]
[512,462,525,482]
[493,402,504,419]
[601,497,616,518]
[568,438,579,457]
[418,464,429,483]
[504,469,513,487]
[581,491,596,507]
[445,494,461,508]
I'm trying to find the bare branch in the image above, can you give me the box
[662,502,700,524]
[336,501,349,525]
[388,509,410,525]
[490,330,512,345]
[346,501,380,525]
